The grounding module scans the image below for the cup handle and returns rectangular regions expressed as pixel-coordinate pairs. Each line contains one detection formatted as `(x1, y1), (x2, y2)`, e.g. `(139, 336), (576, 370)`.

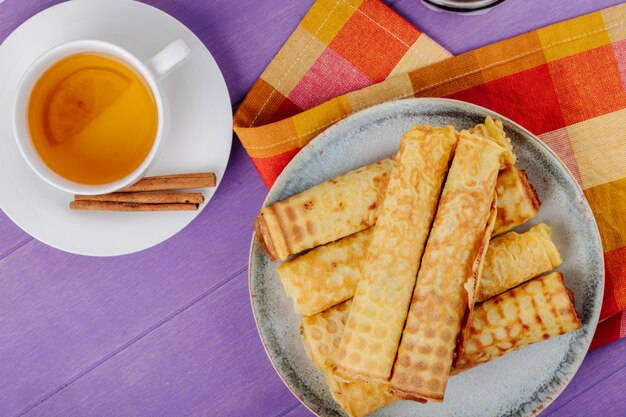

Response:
(145, 39), (191, 81)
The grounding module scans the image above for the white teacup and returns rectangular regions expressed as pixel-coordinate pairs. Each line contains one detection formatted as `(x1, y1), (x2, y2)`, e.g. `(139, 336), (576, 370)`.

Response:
(12, 39), (190, 195)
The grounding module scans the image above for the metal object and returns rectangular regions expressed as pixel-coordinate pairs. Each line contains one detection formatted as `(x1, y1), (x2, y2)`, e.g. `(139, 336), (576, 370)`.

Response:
(422, 0), (505, 13)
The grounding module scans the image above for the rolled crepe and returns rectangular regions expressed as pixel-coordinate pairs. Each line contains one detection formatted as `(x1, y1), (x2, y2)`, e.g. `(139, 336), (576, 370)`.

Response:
(301, 300), (351, 370)
(301, 273), (581, 417)
(255, 158), (393, 261)
(389, 132), (504, 402)
(477, 223), (563, 302)
(493, 166), (540, 236)
(324, 367), (398, 417)
(469, 116), (516, 168)
(255, 119), (538, 262)
(279, 229), (373, 316)
(335, 125), (458, 383)
(452, 272), (582, 372)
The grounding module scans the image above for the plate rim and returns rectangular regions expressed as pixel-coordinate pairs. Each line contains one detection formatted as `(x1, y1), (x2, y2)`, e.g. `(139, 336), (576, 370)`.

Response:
(0, 0), (233, 256)
(248, 97), (604, 417)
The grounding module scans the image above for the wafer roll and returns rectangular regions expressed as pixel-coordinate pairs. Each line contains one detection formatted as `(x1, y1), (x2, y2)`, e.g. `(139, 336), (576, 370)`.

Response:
(477, 223), (562, 302)
(493, 166), (540, 235)
(469, 116), (516, 168)
(389, 132), (504, 402)
(255, 159), (393, 261)
(301, 299), (398, 417)
(258, 165), (537, 261)
(301, 301), (351, 370)
(324, 368), (398, 417)
(335, 125), (458, 383)
(452, 272), (582, 372)
(302, 300), (400, 417)
(279, 229), (373, 316)
(302, 301), (353, 371)
(301, 273), (581, 417)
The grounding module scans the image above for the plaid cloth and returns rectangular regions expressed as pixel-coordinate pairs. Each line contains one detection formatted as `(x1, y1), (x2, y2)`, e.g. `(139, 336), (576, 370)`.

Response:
(234, 0), (626, 350)
(234, 0), (451, 185)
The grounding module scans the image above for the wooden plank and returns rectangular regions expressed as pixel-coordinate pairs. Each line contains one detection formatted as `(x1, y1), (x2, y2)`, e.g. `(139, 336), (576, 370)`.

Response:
(21, 269), (300, 417)
(0, 220), (31, 260)
(19, 276), (626, 417)
(544, 360), (626, 416)
(544, 337), (626, 416)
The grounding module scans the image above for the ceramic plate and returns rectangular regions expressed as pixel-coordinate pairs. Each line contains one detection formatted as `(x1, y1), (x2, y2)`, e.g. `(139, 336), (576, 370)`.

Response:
(0, 0), (232, 256)
(249, 99), (603, 417)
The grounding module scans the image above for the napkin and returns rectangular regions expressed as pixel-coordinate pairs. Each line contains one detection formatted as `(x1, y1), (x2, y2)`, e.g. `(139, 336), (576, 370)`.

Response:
(234, 0), (626, 350)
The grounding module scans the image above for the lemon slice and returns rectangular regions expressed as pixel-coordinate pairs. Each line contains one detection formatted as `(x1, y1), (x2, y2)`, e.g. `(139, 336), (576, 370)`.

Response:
(46, 68), (130, 144)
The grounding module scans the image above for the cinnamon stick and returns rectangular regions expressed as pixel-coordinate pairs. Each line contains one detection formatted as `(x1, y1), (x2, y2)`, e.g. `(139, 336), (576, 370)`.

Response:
(74, 192), (204, 205)
(70, 201), (199, 212)
(119, 172), (216, 192)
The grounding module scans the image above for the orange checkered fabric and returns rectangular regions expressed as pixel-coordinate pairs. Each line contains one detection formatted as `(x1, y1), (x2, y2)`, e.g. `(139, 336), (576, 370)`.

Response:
(234, 0), (451, 185)
(234, 0), (626, 349)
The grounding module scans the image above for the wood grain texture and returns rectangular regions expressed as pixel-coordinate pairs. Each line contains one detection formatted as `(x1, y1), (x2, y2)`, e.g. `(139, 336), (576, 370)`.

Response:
(0, 0), (625, 416)
(281, 404), (312, 417)
(21, 270), (301, 417)
(543, 339), (626, 416)
(543, 364), (626, 417)
(0, 219), (31, 259)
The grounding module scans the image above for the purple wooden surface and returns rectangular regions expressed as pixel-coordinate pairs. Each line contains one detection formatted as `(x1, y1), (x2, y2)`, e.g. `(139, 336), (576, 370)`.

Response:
(1, 0), (625, 416)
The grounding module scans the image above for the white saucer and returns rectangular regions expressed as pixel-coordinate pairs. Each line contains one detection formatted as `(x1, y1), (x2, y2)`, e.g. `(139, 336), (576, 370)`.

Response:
(0, 0), (232, 256)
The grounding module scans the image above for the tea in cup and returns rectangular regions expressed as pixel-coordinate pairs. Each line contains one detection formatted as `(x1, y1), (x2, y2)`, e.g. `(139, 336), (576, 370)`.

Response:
(13, 39), (190, 195)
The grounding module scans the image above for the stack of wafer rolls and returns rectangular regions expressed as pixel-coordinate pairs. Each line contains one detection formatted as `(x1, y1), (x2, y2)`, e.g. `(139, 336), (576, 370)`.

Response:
(301, 273), (581, 417)
(255, 145), (539, 261)
(255, 117), (581, 417)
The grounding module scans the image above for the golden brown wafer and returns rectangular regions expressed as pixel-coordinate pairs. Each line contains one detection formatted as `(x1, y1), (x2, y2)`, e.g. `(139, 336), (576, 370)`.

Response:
(255, 159), (393, 261)
(453, 272), (582, 372)
(477, 223), (562, 302)
(279, 229), (372, 316)
(493, 166), (541, 235)
(324, 367), (398, 417)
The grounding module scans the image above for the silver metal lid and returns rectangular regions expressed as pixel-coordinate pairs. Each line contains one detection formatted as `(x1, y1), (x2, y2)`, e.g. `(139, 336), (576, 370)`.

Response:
(422, 0), (505, 12)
